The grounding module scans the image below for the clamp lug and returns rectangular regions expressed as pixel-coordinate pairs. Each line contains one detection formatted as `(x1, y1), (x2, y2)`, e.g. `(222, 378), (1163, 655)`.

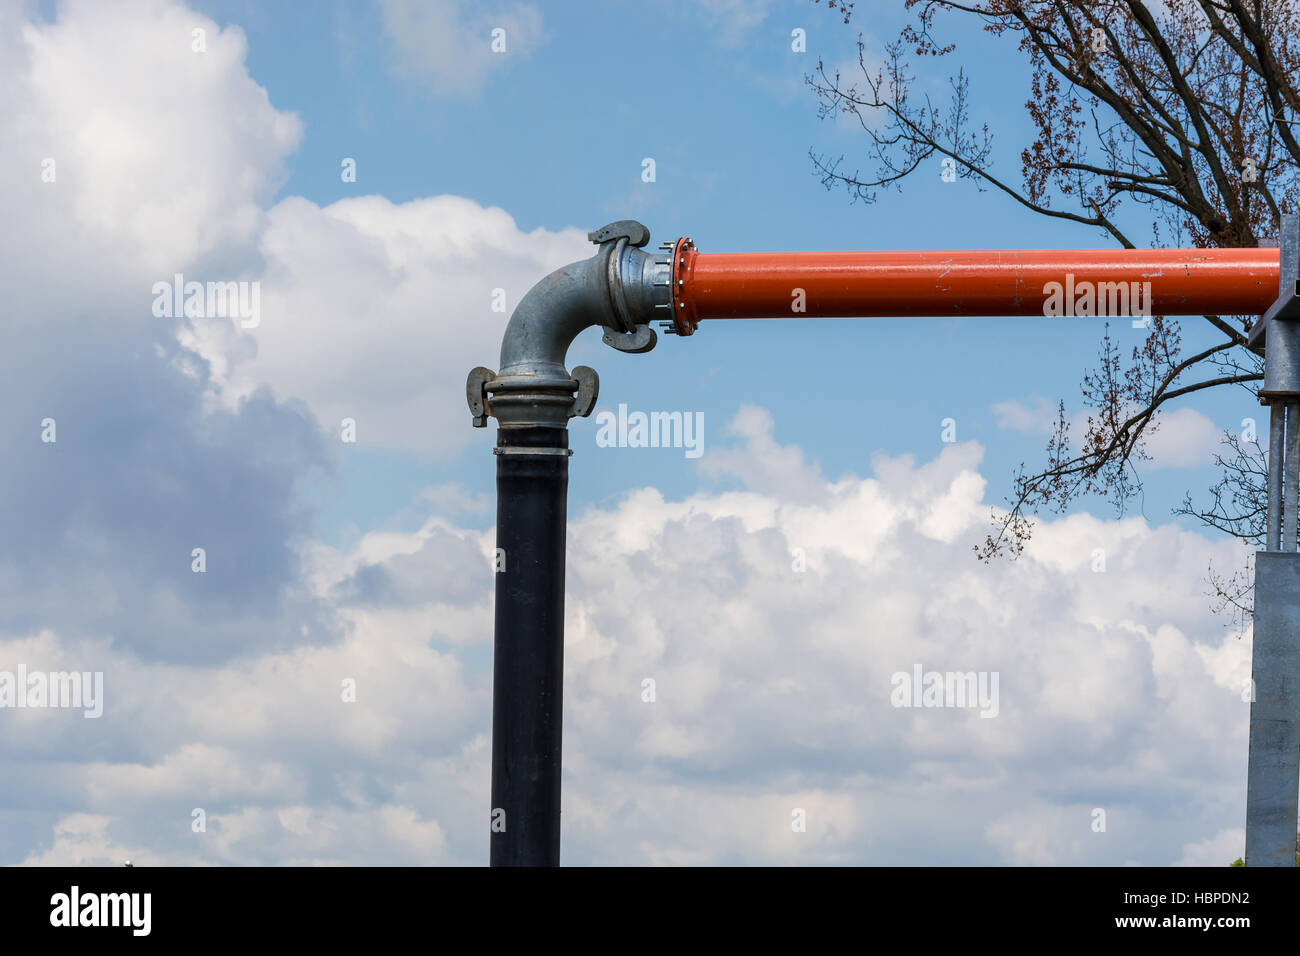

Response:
(466, 366), (495, 427)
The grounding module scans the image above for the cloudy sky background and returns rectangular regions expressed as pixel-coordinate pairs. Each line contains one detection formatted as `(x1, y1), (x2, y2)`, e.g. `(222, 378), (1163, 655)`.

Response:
(0, 0), (1262, 865)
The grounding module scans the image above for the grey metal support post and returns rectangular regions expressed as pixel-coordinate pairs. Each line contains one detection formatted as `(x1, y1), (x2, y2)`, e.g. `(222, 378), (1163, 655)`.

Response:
(467, 221), (672, 865)
(1245, 212), (1300, 866)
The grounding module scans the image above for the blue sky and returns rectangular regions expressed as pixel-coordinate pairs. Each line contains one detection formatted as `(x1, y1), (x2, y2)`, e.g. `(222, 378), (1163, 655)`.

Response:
(189, 0), (1245, 545)
(0, 0), (1265, 867)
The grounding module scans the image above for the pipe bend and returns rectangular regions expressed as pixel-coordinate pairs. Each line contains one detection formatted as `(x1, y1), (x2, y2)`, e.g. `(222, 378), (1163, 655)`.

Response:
(497, 251), (610, 381)
(477, 223), (672, 429)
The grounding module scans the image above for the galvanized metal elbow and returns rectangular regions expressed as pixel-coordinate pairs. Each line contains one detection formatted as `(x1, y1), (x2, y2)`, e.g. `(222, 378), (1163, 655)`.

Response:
(467, 220), (674, 430)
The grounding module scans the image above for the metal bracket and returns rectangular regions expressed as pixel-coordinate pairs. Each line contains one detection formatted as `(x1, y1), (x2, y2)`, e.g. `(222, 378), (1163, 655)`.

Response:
(587, 220), (650, 248)
(601, 324), (657, 353)
(467, 366), (494, 428)
(571, 366), (599, 417)
(1248, 214), (1300, 354)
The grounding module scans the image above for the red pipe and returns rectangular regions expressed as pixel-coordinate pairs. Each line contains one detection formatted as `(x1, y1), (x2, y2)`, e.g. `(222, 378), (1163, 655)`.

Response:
(669, 239), (1279, 334)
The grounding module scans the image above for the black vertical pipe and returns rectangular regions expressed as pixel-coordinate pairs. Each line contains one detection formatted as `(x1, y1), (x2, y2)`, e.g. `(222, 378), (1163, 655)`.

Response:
(490, 425), (568, 866)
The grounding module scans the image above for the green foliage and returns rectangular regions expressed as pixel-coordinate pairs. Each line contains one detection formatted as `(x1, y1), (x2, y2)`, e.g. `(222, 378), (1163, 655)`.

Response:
(1229, 836), (1300, 865)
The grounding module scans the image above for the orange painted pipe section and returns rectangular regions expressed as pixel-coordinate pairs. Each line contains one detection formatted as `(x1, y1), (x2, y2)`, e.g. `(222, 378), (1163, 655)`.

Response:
(670, 242), (1280, 333)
